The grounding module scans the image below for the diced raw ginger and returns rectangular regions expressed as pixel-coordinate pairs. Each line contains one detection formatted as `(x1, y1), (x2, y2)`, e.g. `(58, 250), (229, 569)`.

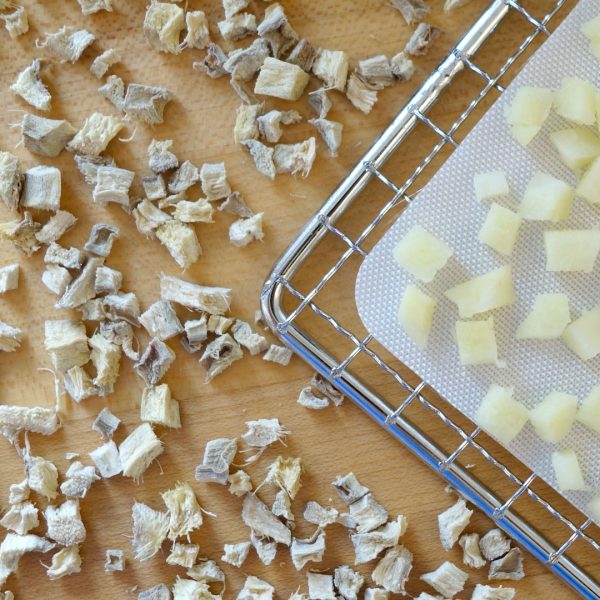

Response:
(529, 390), (578, 444)
(554, 77), (597, 126)
(576, 155), (600, 205)
(455, 317), (497, 366)
(397, 285), (436, 349)
(550, 128), (600, 171)
(576, 386), (600, 434)
(582, 14), (600, 42)
(563, 303), (600, 360)
(478, 203), (521, 256)
(516, 293), (570, 340)
(551, 449), (587, 492)
(504, 86), (553, 146)
(475, 385), (528, 445)
(445, 265), (515, 319)
(544, 230), (600, 272)
(473, 171), (509, 202)
(519, 172), (573, 222)
(392, 225), (453, 283)
(588, 495), (600, 523)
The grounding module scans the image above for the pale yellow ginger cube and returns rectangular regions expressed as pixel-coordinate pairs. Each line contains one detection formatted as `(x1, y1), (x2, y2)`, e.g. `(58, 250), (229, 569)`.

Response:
(576, 385), (600, 434)
(519, 172), (573, 222)
(582, 15), (600, 41)
(551, 449), (587, 492)
(141, 384), (181, 428)
(588, 495), (600, 523)
(563, 303), (600, 360)
(473, 170), (509, 202)
(478, 203), (521, 256)
(455, 317), (497, 366)
(576, 155), (600, 205)
(475, 384), (528, 445)
(504, 86), (553, 146)
(254, 57), (310, 101)
(516, 293), (570, 340)
(397, 285), (436, 349)
(445, 265), (515, 319)
(554, 77), (597, 126)
(393, 225), (453, 283)
(529, 391), (578, 444)
(550, 128), (600, 171)
(544, 230), (600, 272)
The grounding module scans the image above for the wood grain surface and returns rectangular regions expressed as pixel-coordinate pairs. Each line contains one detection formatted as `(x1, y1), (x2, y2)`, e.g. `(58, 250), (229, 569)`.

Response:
(0, 0), (590, 598)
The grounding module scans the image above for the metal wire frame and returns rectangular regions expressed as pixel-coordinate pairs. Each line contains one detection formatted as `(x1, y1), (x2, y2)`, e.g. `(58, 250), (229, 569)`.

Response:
(261, 0), (600, 598)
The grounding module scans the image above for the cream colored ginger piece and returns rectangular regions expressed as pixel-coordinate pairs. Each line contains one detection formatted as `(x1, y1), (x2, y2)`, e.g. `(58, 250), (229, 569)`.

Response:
(160, 274), (232, 313)
(272, 489), (294, 522)
(8, 481), (29, 505)
(257, 109), (302, 143)
(200, 162), (231, 201)
(144, 2), (185, 54)
(390, 0), (430, 25)
(0, 534), (55, 587)
(222, 541), (251, 567)
(263, 344), (293, 365)
(93, 166), (134, 206)
(0, 212), (40, 256)
(10, 59), (51, 111)
(67, 113), (124, 155)
(333, 472), (369, 504)
(195, 42), (228, 78)
(220, 191), (254, 217)
(265, 455), (303, 499)
(298, 387), (328, 410)
(0, 502), (39, 535)
(196, 437), (237, 483)
(405, 22), (441, 56)
(218, 13), (256, 41)
(104, 548), (125, 571)
(1, 5), (28, 39)
(290, 531), (325, 570)
(242, 493), (292, 545)
(156, 220), (201, 270)
(231, 320), (268, 355)
(459, 532), (486, 569)
(308, 88), (332, 119)
(171, 199), (211, 224)
(161, 481), (203, 539)
(89, 332), (121, 389)
(488, 547), (524, 581)
(140, 301), (183, 341)
(357, 55), (395, 89)
(0, 405), (58, 439)
(228, 470), (252, 496)
(119, 422), (163, 480)
(60, 461), (99, 498)
(371, 545), (413, 594)
(223, 0), (249, 19)
(21, 165), (61, 211)
(225, 39), (270, 82)
(288, 38), (318, 72)
(310, 118), (343, 157)
(141, 384), (181, 428)
(131, 501), (169, 561)
(471, 584), (516, 600)
(99, 74), (125, 110)
(313, 49), (349, 91)
(42, 265), (71, 296)
(234, 103), (262, 144)
(46, 545), (81, 580)
(21, 113), (77, 157)
(255, 57), (310, 101)
(40, 26), (95, 63)
(63, 365), (97, 402)
(102, 292), (140, 324)
(346, 73), (378, 114)
(138, 583), (171, 600)
(303, 501), (339, 528)
(307, 572), (335, 600)
(184, 315), (208, 346)
(99, 320), (137, 360)
(90, 48), (120, 78)
(36, 210), (77, 245)
(148, 138), (179, 173)
(207, 315), (234, 334)
(123, 83), (173, 125)
(438, 498), (473, 550)
(229, 213), (264, 247)
(390, 51), (415, 81)
(187, 560), (224, 583)
(184, 10), (211, 49)
(364, 589), (390, 600)
(44, 499), (86, 546)
(350, 493), (388, 533)
(167, 543), (199, 569)
(242, 418), (289, 448)
(0, 151), (21, 211)
(251, 531), (277, 566)
(199, 334), (243, 382)
(73, 154), (114, 185)
(44, 319), (89, 372)
(273, 138), (317, 177)
(238, 575), (275, 600)
(168, 160), (200, 194)
(142, 174), (167, 200)
(243, 139), (276, 180)
(173, 577), (220, 599)
(134, 337), (175, 386)
(420, 560), (468, 597)
(89, 440), (122, 478)
(45, 242), (83, 269)
(334, 565), (364, 600)
(0, 264), (18, 294)
(133, 200), (171, 238)
(92, 407), (120, 438)
(257, 3), (297, 57)
(351, 516), (407, 564)
(95, 266), (122, 295)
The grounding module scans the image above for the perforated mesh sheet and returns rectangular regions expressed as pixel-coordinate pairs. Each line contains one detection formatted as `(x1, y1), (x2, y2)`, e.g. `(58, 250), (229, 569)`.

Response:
(356, 0), (600, 522)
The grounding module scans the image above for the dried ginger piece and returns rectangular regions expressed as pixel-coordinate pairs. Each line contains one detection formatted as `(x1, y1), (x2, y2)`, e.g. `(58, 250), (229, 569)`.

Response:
(93, 167), (134, 206)
(46, 545), (81, 580)
(229, 470), (252, 496)
(195, 43), (228, 78)
(134, 337), (175, 386)
(74, 154), (115, 184)
(0, 406), (58, 440)
(60, 461), (99, 498)
(167, 543), (199, 568)
(103, 292), (140, 324)
(257, 3), (297, 57)
(308, 88), (332, 119)
(357, 55), (395, 89)
(0, 534), (55, 587)
(1, 5), (28, 39)
(273, 138), (317, 177)
(229, 213), (264, 247)
(138, 583), (170, 600)
(98, 74), (125, 110)
(334, 565), (364, 600)
(350, 493), (388, 533)
(195, 437), (237, 483)
(95, 266), (122, 295)
(10, 59), (51, 111)
(133, 200), (171, 238)
(263, 344), (293, 365)
(243, 139), (276, 180)
(438, 498), (473, 550)
(169, 160), (200, 193)
(123, 83), (173, 125)
(20, 165), (61, 212)
(89, 440), (122, 478)
(36, 210), (77, 245)
(40, 26), (95, 63)
(420, 561), (468, 597)
(480, 528), (511, 561)
(144, 1), (185, 54)
(63, 366), (97, 402)
(148, 139), (179, 173)
(405, 22), (441, 56)
(89, 332), (121, 391)
(307, 572), (335, 600)
(303, 501), (338, 528)
(351, 516), (407, 564)
(313, 49), (349, 91)
(290, 532), (326, 571)
(265, 455), (303, 499)
(222, 541), (251, 567)
(444, 0), (473, 11)
(297, 387), (328, 410)
(7, 481), (29, 506)
(288, 38), (317, 72)
(459, 532), (486, 569)
(488, 548), (524, 581)
(92, 407), (120, 438)
(372, 545), (413, 594)
(173, 199), (213, 223)
(242, 418), (288, 449)
(346, 73), (378, 114)
(231, 320), (268, 355)
(142, 174), (167, 200)
(131, 501), (169, 561)
(257, 109), (301, 143)
(141, 384), (181, 428)
(161, 481), (203, 540)
(471, 584), (516, 600)
(140, 300), (183, 341)
(200, 162), (231, 201)
(183, 10), (211, 49)
(255, 57), (310, 101)
(242, 493), (291, 545)
(67, 113), (124, 155)
(76, 0), (112, 16)
(45, 242), (83, 269)
(390, 51), (415, 81)
(119, 422), (164, 480)
(0, 211), (41, 256)
(333, 472), (369, 504)
(220, 191), (254, 218)
(44, 499), (86, 546)
(234, 103), (262, 144)
(90, 48), (120, 78)
(224, 39), (270, 82)
(310, 118), (343, 157)
(199, 333), (243, 382)
(218, 12), (256, 41)
(21, 114), (77, 158)
(364, 589), (389, 600)
(161, 274), (232, 314)
(0, 151), (21, 211)
(0, 502), (39, 535)
(238, 576), (275, 600)
(156, 219), (201, 269)
(390, 0), (430, 25)
(44, 319), (89, 372)
(42, 265), (71, 296)
(104, 548), (125, 572)
(312, 373), (345, 405)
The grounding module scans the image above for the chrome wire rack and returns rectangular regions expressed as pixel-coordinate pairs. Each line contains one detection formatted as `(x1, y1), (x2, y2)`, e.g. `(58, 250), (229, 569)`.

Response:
(261, 0), (600, 598)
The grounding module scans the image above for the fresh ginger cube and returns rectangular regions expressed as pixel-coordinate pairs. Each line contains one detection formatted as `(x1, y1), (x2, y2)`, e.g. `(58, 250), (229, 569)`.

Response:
(519, 172), (573, 222)
(529, 390), (578, 444)
(544, 230), (600, 272)
(554, 77), (597, 126)
(475, 384), (528, 445)
(582, 15), (600, 41)
(455, 317), (497, 365)
(445, 265), (515, 319)
(588, 495), (600, 523)
(473, 171), (509, 202)
(577, 385), (600, 434)
(478, 203), (521, 256)
(397, 285), (436, 349)
(551, 449), (587, 492)
(393, 225), (453, 283)
(550, 128), (600, 171)
(563, 303), (600, 360)
(510, 125), (541, 146)
(505, 86), (553, 146)
(516, 293), (570, 340)
(576, 155), (600, 205)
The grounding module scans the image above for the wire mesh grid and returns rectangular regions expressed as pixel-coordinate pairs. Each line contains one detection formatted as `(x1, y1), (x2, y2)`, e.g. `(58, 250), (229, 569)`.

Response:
(261, 0), (600, 598)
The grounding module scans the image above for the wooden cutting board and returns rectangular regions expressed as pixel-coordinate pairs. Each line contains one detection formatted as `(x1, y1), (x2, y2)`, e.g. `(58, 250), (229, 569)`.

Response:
(0, 0), (586, 597)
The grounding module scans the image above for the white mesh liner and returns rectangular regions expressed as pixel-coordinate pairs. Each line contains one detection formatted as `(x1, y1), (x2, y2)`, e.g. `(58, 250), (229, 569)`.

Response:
(356, 0), (600, 522)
